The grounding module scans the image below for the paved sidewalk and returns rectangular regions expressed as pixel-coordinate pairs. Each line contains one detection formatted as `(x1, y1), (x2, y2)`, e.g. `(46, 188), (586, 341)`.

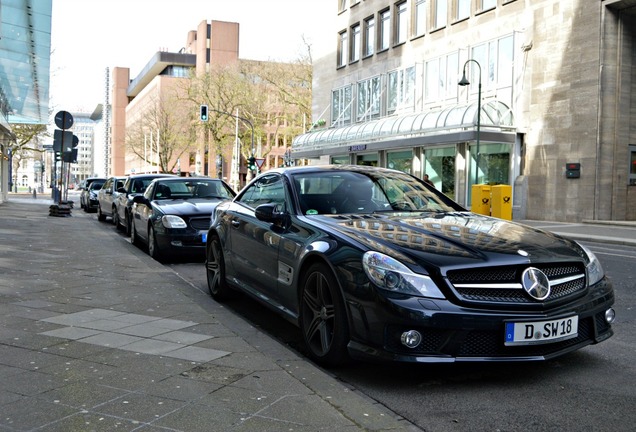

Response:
(0, 198), (419, 432)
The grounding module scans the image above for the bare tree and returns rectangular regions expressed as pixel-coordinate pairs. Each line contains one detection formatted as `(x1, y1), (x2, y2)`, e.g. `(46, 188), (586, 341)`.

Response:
(125, 93), (194, 173)
(8, 123), (48, 189)
(184, 62), (265, 161)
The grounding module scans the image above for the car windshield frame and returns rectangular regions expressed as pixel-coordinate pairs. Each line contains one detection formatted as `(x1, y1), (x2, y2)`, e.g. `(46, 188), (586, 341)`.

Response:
(148, 179), (235, 201)
(290, 169), (464, 215)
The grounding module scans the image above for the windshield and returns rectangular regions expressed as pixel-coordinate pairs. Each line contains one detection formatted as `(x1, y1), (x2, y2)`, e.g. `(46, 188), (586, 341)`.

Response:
(152, 179), (234, 200)
(291, 170), (464, 215)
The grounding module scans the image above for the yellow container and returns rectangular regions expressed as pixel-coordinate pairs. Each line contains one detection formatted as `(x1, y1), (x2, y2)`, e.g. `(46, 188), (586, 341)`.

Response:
(471, 184), (491, 216)
(491, 184), (512, 220)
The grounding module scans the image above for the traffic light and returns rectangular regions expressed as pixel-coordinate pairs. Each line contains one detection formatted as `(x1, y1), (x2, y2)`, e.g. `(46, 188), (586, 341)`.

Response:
(200, 104), (208, 122)
(248, 156), (256, 172)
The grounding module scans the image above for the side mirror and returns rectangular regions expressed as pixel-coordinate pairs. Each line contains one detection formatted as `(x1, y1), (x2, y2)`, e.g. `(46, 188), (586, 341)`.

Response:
(255, 203), (290, 228)
(132, 195), (149, 205)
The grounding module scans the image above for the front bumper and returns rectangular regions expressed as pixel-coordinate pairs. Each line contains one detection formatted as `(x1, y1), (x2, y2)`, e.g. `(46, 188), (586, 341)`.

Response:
(155, 230), (207, 257)
(346, 278), (615, 363)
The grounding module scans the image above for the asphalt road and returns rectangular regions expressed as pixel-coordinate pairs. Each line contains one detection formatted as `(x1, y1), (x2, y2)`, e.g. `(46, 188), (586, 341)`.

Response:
(163, 240), (636, 432)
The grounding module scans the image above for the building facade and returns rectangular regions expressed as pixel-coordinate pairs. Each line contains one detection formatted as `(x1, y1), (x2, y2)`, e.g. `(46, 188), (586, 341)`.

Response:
(68, 111), (103, 185)
(0, 1), (52, 202)
(293, 0), (636, 222)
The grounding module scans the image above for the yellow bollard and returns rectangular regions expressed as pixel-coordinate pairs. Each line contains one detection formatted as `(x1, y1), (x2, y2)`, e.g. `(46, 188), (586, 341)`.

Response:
(471, 184), (491, 216)
(491, 184), (512, 220)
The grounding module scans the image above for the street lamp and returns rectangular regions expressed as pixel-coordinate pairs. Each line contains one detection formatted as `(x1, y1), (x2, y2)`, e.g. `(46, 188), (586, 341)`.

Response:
(283, 148), (293, 167)
(458, 59), (482, 186)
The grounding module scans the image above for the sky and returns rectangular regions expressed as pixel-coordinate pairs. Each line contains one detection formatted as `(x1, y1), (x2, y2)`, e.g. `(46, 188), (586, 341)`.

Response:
(49, 0), (333, 113)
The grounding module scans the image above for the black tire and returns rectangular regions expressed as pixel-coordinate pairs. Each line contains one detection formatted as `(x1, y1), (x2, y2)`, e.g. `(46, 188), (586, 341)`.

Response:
(97, 205), (106, 221)
(206, 235), (232, 300)
(148, 226), (164, 262)
(299, 262), (350, 366)
(125, 212), (132, 236)
(130, 218), (139, 246)
(113, 208), (121, 229)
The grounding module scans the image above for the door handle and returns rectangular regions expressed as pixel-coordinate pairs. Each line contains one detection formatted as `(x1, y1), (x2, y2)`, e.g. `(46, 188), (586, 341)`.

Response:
(231, 220), (240, 227)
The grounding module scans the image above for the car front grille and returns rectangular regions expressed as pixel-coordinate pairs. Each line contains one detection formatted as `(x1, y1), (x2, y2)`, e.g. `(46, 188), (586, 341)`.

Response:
(189, 217), (212, 231)
(446, 263), (587, 306)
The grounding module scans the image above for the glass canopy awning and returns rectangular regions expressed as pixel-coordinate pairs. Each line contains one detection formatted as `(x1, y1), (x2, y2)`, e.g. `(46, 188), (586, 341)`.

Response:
(293, 100), (515, 155)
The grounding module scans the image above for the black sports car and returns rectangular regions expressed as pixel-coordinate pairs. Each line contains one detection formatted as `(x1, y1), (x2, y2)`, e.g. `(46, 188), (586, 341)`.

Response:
(130, 177), (236, 261)
(205, 165), (615, 366)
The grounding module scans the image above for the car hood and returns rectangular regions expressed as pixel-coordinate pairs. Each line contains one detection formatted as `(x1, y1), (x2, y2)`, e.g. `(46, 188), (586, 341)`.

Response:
(153, 199), (225, 216)
(317, 212), (585, 269)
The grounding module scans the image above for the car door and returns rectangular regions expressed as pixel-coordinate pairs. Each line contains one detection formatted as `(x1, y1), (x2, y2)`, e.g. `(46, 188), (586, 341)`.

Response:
(132, 183), (156, 243)
(225, 174), (287, 303)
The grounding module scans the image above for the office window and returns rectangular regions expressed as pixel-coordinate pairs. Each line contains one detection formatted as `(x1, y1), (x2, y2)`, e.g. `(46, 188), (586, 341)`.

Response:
(434, 0), (447, 29)
(339, 0), (347, 12)
(388, 66), (416, 114)
(338, 30), (348, 67)
(630, 145), (636, 185)
(457, 0), (470, 20)
(350, 24), (361, 62)
(425, 51), (459, 101)
(379, 9), (391, 50)
(357, 76), (381, 121)
(332, 85), (352, 126)
(470, 34), (514, 93)
(364, 16), (375, 57)
(481, 0), (496, 11)
(395, 1), (408, 44)
(414, 0), (427, 36)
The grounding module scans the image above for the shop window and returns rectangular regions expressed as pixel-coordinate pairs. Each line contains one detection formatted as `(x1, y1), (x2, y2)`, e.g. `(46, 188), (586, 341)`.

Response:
(424, 146), (456, 198)
(356, 153), (379, 166)
(331, 155), (350, 165)
(472, 143), (511, 186)
(387, 150), (413, 174)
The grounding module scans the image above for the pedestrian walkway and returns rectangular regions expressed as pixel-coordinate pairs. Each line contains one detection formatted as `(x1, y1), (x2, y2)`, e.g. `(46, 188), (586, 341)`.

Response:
(517, 219), (636, 247)
(0, 198), (420, 432)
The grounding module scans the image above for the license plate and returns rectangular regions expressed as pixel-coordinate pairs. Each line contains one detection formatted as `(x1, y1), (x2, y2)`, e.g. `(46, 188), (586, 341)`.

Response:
(504, 316), (578, 346)
(201, 232), (207, 243)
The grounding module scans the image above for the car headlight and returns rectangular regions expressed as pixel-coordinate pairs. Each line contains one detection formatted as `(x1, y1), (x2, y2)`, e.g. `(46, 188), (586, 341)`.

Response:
(579, 243), (604, 286)
(161, 215), (187, 229)
(89, 192), (97, 199)
(362, 251), (445, 299)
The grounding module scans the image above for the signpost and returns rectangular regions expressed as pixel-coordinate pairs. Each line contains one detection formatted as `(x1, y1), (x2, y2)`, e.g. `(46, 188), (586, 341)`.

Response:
(50, 110), (76, 216)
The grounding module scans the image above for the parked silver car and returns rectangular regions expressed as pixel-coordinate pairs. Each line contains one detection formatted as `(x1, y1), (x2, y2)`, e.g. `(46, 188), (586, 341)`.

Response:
(97, 176), (127, 222)
(79, 177), (106, 210)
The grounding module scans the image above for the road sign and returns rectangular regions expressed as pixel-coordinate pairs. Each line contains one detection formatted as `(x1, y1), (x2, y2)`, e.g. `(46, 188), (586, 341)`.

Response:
(54, 111), (73, 130)
(255, 158), (265, 169)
